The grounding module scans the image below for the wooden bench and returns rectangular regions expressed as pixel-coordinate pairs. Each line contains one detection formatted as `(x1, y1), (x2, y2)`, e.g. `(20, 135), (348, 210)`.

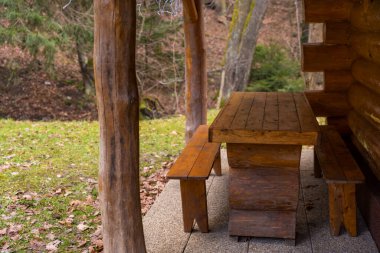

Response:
(166, 125), (222, 233)
(314, 126), (365, 237)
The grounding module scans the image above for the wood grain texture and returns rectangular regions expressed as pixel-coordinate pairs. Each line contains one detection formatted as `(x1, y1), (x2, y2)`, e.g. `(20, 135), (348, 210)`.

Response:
(323, 22), (351, 45)
(329, 184), (343, 236)
(227, 143), (302, 168)
(305, 91), (351, 117)
(167, 125), (221, 180)
(94, 0), (146, 251)
(324, 70), (354, 92)
(351, 0), (380, 32)
(303, 0), (354, 23)
(229, 209), (296, 239)
(348, 111), (380, 180)
(184, 0), (207, 141)
(302, 44), (356, 72)
(315, 126), (364, 183)
(210, 92), (319, 145)
(180, 180), (208, 232)
(343, 184), (357, 236)
(352, 58), (380, 96)
(348, 84), (380, 130)
(351, 33), (380, 65)
(229, 166), (300, 210)
(328, 184), (358, 237)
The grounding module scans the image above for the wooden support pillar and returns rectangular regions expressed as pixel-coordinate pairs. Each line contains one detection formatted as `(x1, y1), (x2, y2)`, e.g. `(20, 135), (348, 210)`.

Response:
(184, 0), (207, 142)
(94, 1), (146, 252)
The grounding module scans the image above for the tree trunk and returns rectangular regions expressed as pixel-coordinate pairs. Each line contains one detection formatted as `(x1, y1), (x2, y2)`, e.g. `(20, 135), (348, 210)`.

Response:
(220, 0), (269, 103)
(184, 0), (207, 142)
(76, 41), (94, 95)
(94, 0), (146, 252)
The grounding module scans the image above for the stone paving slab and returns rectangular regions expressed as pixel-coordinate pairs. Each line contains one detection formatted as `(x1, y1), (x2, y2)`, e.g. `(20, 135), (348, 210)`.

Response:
(143, 149), (378, 253)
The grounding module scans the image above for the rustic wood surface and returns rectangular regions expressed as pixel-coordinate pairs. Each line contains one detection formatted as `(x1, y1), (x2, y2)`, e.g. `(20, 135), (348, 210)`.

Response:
(352, 59), (380, 96)
(323, 22), (351, 45)
(302, 44), (356, 72)
(303, 0), (354, 23)
(209, 92), (319, 145)
(324, 70), (354, 92)
(348, 111), (380, 180)
(305, 91), (351, 117)
(184, 0), (207, 142)
(166, 125), (221, 180)
(315, 126), (365, 183)
(94, 0), (146, 252)
(229, 209), (297, 239)
(227, 143), (301, 168)
(351, 33), (380, 65)
(348, 84), (380, 130)
(229, 166), (300, 210)
(351, 0), (380, 32)
(180, 180), (209, 233)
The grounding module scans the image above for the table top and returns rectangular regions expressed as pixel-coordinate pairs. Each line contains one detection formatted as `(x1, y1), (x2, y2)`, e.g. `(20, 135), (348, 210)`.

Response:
(209, 92), (320, 145)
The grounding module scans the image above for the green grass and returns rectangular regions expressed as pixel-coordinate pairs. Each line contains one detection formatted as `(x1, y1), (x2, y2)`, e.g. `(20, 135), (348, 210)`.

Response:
(0, 110), (219, 252)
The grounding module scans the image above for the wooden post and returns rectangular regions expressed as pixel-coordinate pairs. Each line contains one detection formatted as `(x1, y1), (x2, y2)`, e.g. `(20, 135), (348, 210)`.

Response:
(94, 1), (146, 252)
(184, 0), (207, 142)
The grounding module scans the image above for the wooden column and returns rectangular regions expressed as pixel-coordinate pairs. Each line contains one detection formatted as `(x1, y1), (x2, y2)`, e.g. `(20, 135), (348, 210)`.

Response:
(94, 1), (146, 252)
(184, 0), (207, 141)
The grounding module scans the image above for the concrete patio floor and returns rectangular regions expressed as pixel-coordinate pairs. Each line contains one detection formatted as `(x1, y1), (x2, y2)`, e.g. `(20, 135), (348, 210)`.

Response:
(143, 148), (378, 253)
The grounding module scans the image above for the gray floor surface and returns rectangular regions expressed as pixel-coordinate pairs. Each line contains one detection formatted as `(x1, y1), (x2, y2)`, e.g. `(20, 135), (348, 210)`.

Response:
(143, 149), (378, 253)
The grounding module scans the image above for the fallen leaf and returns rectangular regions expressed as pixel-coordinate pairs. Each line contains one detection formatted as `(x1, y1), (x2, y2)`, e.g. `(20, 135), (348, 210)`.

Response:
(0, 228), (7, 236)
(77, 223), (89, 231)
(46, 240), (60, 252)
(46, 233), (55, 240)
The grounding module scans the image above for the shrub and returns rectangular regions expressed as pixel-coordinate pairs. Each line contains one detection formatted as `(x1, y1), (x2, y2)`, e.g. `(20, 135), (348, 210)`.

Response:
(247, 44), (304, 92)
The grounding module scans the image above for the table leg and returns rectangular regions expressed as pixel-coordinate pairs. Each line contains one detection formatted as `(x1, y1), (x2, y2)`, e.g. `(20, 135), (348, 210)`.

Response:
(227, 143), (302, 239)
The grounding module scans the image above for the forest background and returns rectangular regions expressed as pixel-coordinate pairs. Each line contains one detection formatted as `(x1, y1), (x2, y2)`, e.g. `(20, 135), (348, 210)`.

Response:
(0, 0), (322, 121)
(0, 0), (323, 251)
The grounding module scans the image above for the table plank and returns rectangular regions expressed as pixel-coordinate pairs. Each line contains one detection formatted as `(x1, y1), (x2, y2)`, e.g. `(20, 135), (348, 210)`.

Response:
(211, 92), (244, 129)
(278, 92), (300, 132)
(293, 93), (319, 133)
(231, 92), (256, 129)
(246, 92), (266, 131)
(263, 93), (279, 131)
(209, 92), (319, 145)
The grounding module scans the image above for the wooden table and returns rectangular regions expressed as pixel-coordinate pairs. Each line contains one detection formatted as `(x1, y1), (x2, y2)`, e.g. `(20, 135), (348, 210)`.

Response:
(209, 92), (319, 239)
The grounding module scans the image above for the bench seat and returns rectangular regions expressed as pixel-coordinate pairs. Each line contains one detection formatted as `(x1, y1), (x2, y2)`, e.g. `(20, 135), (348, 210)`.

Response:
(166, 125), (221, 233)
(314, 126), (365, 236)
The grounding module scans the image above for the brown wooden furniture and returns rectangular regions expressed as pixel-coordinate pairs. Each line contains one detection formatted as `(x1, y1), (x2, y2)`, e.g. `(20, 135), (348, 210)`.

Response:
(209, 92), (319, 239)
(314, 126), (365, 237)
(166, 125), (221, 233)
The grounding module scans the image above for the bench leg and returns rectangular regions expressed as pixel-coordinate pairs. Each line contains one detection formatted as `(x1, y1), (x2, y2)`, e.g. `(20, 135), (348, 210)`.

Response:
(180, 180), (209, 233)
(328, 184), (343, 236)
(342, 184), (357, 237)
(328, 184), (357, 237)
(213, 149), (222, 176)
(314, 150), (322, 178)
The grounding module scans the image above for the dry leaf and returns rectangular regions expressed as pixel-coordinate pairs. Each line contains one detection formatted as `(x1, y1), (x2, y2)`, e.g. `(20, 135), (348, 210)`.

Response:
(46, 240), (60, 252)
(77, 223), (89, 231)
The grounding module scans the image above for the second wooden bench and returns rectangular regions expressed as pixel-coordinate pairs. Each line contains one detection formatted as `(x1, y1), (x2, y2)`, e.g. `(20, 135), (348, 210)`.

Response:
(166, 125), (221, 233)
(314, 126), (365, 237)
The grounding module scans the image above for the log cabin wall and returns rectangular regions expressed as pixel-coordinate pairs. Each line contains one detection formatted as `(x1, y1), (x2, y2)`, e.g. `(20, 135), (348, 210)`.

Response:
(302, 0), (380, 248)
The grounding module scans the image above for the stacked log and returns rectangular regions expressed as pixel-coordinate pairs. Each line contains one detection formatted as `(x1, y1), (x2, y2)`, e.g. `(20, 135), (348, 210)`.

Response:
(303, 0), (380, 246)
(302, 0), (355, 133)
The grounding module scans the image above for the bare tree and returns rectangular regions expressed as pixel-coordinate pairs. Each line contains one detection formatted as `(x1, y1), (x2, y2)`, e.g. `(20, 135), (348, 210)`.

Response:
(218, 0), (269, 104)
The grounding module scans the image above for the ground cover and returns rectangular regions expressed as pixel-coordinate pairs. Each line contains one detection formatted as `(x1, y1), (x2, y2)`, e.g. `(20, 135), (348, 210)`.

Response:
(0, 110), (218, 252)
